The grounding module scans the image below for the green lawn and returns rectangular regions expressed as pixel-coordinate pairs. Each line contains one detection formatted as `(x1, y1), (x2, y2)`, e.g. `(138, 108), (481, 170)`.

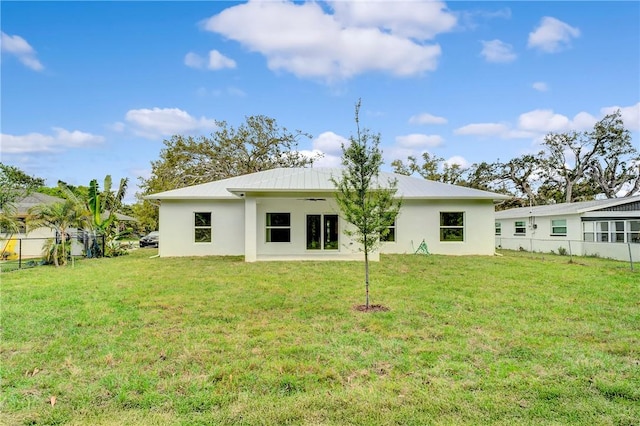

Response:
(1, 250), (638, 425)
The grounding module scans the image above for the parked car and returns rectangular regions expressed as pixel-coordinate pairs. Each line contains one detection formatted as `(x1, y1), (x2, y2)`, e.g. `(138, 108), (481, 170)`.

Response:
(139, 231), (159, 248)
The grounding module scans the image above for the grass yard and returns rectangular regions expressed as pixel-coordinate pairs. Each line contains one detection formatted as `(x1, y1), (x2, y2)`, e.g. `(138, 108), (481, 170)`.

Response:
(1, 250), (638, 425)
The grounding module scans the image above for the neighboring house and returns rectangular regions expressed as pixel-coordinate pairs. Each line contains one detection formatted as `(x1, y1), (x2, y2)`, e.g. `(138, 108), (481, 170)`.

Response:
(495, 196), (640, 261)
(0, 193), (136, 259)
(147, 167), (510, 262)
(1, 193), (63, 259)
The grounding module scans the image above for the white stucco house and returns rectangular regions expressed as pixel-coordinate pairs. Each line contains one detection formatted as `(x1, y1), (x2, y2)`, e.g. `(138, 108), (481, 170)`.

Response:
(147, 167), (510, 262)
(495, 195), (640, 261)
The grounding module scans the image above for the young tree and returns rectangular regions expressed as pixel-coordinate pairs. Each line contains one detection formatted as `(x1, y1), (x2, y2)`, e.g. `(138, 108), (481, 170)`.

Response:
(331, 100), (401, 310)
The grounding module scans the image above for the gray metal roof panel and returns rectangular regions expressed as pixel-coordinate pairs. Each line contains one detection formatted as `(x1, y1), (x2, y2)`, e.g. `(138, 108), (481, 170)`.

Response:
(148, 167), (511, 201)
(495, 195), (640, 219)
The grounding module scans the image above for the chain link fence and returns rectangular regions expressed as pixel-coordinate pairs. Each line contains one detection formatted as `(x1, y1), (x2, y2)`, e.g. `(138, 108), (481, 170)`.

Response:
(1, 232), (105, 272)
(496, 236), (638, 270)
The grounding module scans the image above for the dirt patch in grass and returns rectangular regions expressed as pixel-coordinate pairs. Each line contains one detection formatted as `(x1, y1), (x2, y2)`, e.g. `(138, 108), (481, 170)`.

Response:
(353, 304), (390, 313)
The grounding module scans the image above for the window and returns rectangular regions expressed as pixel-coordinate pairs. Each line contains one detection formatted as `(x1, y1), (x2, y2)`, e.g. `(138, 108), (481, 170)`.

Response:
(585, 220), (640, 244)
(495, 222), (501, 236)
(628, 221), (640, 244)
(596, 221), (609, 242)
(440, 212), (464, 242)
(551, 219), (567, 236)
(266, 213), (291, 243)
(583, 222), (594, 242)
(515, 221), (526, 235)
(306, 214), (338, 250)
(194, 212), (212, 243)
(381, 219), (396, 242)
(613, 221), (625, 243)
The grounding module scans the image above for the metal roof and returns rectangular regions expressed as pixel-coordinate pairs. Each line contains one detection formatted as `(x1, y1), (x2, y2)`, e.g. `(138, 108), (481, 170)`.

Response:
(495, 195), (640, 219)
(14, 193), (66, 215)
(148, 167), (510, 201)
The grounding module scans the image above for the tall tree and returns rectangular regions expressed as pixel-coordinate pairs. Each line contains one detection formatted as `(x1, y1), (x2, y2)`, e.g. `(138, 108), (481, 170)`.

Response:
(137, 115), (319, 230)
(541, 111), (637, 203)
(497, 153), (545, 205)
(587, 111), (639, 198)
(331, 100), (401, 310)
(391, 152), (467, 184)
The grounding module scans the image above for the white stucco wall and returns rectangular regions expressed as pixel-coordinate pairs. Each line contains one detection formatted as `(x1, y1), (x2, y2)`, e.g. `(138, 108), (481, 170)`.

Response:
(495, 214), (640, 262)
(254, 197), (366, 261)
(158, 199), (245, 257)
(157, 196), (500, 260)
(495, 214), (583, 253)
(381, 199), (498, 255)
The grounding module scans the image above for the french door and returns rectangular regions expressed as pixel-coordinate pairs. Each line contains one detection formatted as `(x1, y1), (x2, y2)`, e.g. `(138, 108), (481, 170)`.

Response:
(306, 214), (339, 250)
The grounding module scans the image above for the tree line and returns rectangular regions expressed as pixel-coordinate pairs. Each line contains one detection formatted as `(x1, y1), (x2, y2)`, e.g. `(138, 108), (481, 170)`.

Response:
(392, 111), (639, 209)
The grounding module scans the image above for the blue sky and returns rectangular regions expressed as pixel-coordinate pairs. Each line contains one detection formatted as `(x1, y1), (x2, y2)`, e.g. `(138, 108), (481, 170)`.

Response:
(2, 1), (639, 203)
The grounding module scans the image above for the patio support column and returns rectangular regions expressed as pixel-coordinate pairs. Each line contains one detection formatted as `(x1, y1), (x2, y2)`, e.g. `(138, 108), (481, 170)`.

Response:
(244, 196), (257, 262)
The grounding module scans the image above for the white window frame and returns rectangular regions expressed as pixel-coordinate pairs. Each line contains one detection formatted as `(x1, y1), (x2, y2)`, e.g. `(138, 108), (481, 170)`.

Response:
(514, 220), (526, 236)
(495, 222), (502, 236)
(551, 219), (567, 236)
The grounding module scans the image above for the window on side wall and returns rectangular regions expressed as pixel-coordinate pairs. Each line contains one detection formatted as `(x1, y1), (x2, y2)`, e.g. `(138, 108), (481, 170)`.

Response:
(551, 219), (567, 236)
(381, 219), (396, 242)
(515, 221), (526, 235)
(595, 221), (609, 242)
(495, 222), (501, 236)
(440, 212), (464, 242)
(583, 222), (595, 242)
(628, 220), (640, 243)
(194, 212), (212, 243)
(266, 213), (291, 243)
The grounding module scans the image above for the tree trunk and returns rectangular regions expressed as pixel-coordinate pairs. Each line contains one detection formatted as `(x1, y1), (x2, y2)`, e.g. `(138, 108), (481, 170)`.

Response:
(364, 249), (370, 309)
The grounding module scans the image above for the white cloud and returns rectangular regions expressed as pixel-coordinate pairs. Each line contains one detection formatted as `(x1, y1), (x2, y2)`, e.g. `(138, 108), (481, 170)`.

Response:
(453, 105), (634, 140)
(1, 128), (104, 154)
(330, 0), (456, 40)
(0, 31), (44, 71)
(601, 102), (640, 131)
(208, 50), (236, 70)
(395, 133), (444, 148)
(532, 81), (548, 92)
(312, 131), (348, 155)
(528, 17), (580, 53)
(518, 109), (596, 132)
(409, 112), (447, 125)
(480, 39), (516, 63)
(300, 149), (342, 168)
(185, 50), (236, 70)
(298, 131), (350, 168)
(454, 123), (512, 137)
(203, 0), (452, 82)
(124, 107), (218, 139)
(445, 155), (470, 168)
(185, 52), (205, 69)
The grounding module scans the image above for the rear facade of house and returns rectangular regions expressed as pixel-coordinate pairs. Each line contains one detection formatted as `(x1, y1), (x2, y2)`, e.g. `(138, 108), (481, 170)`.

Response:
(149, 168), (509, 262)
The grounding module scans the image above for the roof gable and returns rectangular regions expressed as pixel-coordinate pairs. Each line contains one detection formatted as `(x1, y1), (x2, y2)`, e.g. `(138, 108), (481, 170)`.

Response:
(148, 167), (510, 201)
